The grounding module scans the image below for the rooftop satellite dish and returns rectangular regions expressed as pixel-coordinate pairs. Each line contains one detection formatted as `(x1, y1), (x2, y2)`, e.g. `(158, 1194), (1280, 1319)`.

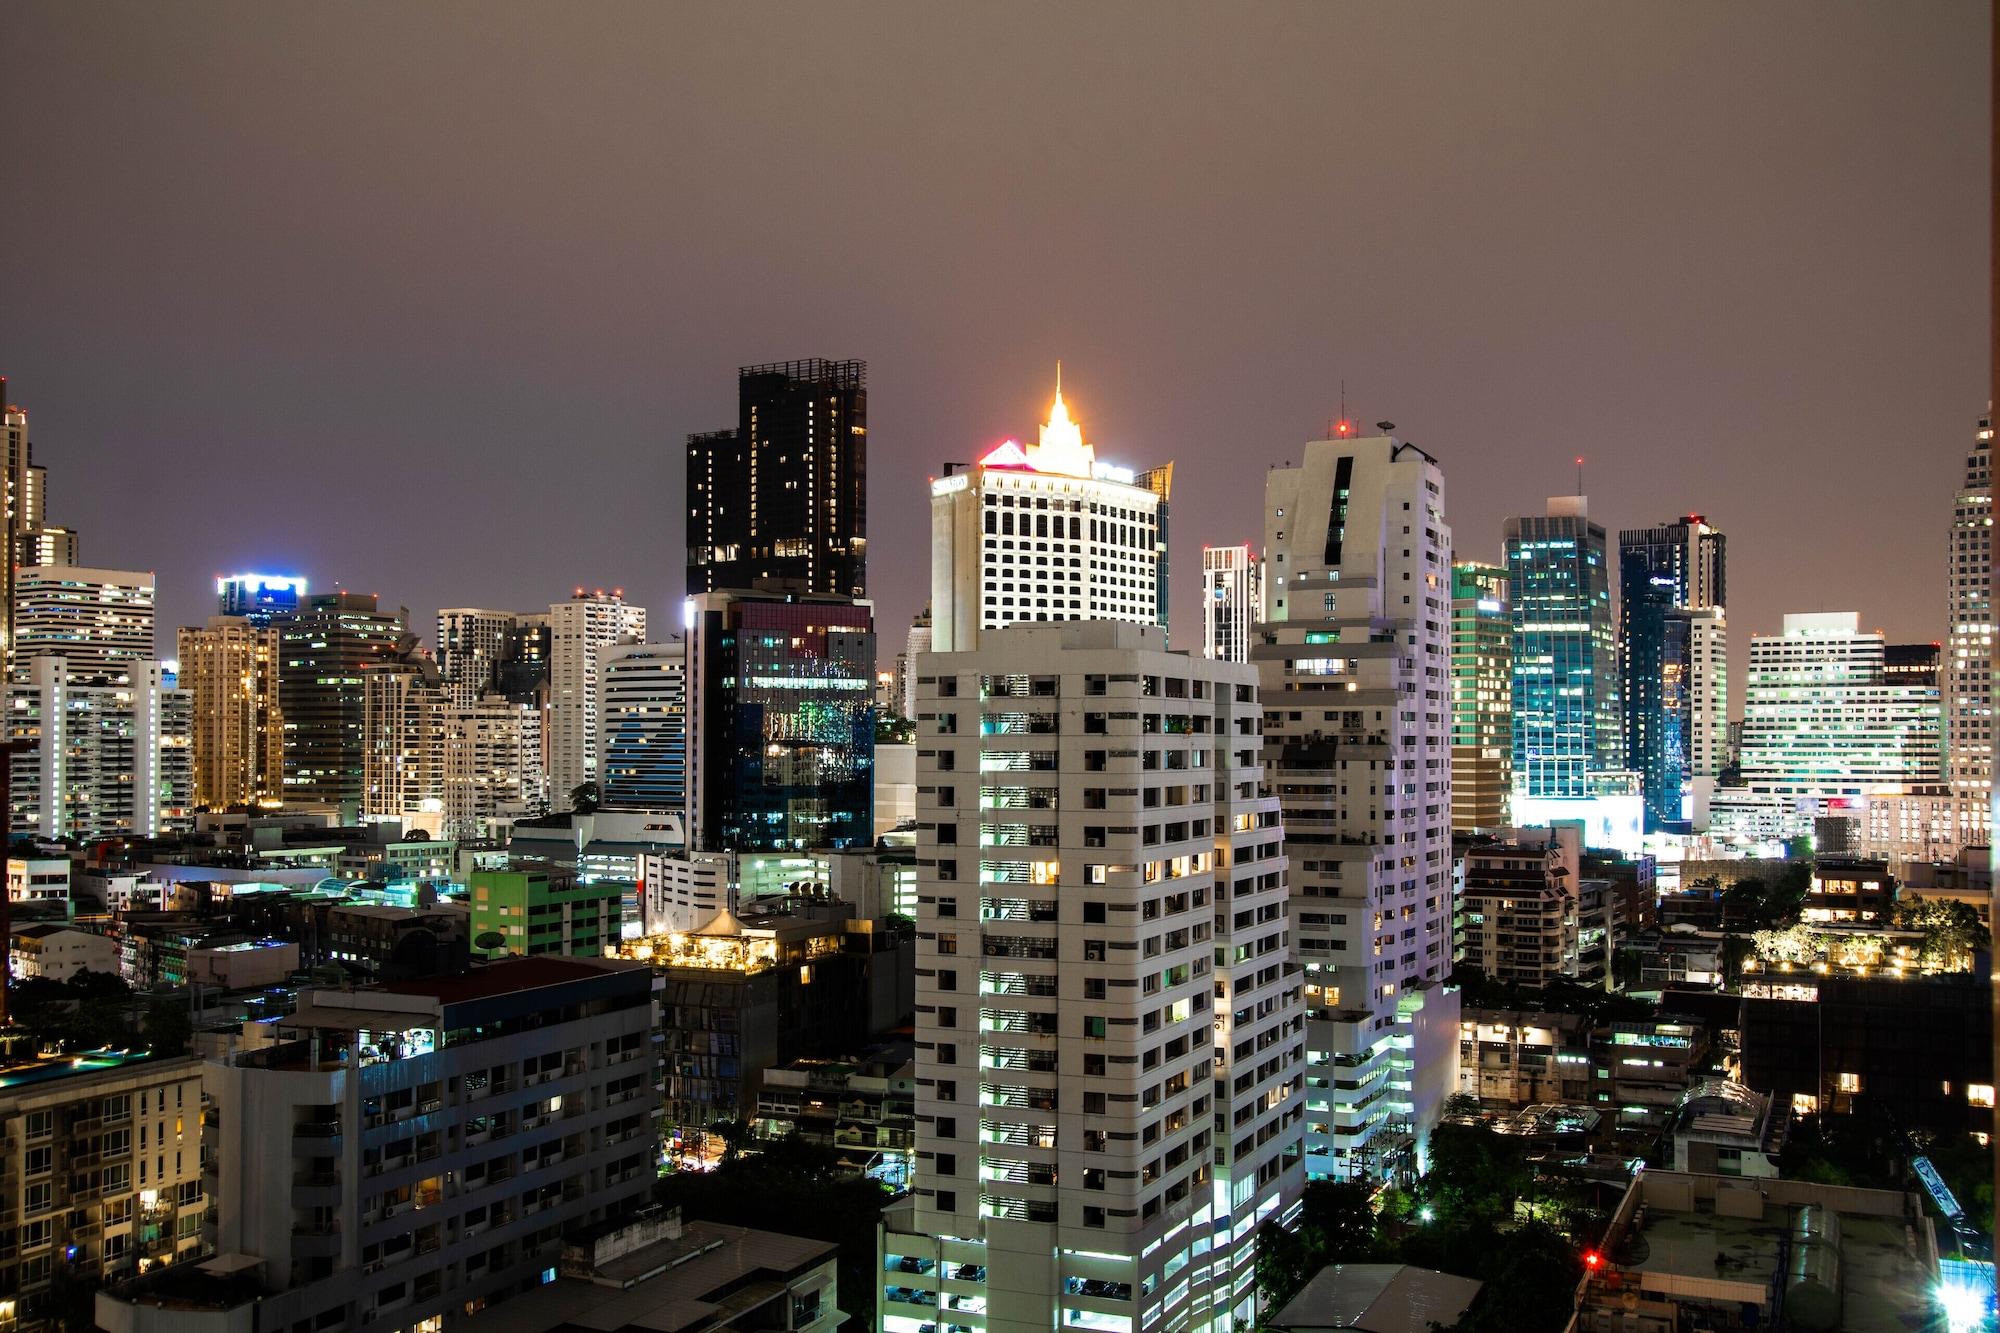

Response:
(1376, 421), (1395, 433)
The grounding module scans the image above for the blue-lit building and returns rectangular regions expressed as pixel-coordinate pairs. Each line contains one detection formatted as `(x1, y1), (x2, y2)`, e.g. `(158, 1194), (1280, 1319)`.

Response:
(1620, 517), (1727, 831)
(1505, 496), (1619, 799)
(686, 591), (875, 851)
(600, 639), (687, 813)
(218, 572), (306, 626)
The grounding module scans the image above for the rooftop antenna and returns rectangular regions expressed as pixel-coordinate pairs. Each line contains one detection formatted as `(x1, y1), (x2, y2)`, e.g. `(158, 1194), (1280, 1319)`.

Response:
(1575, 456), (1585, 496)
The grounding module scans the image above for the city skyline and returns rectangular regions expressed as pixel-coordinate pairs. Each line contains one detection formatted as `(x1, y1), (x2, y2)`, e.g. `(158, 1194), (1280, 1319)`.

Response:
(0, 4), (1985, 681)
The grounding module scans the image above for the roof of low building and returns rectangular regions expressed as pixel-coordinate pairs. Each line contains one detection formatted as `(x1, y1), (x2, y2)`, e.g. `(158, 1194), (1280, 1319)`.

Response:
(1268, 1263), (1484, 1333)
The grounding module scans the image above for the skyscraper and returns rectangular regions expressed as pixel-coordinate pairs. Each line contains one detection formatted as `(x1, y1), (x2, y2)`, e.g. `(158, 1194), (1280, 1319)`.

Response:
(436, 607), (521, 707)
(687, 359), (868, 599)
(882, 620), (1300, 1333)
(1260, 431), (1459, 1180)
(1732, 613), (1942, 827)
(360, 639), (447, 827)
(2, 383), (31, 670)
(12, 565), (156, 678)
(1947, 411), (1993, 848)
(276, 592), (408, 808)
(442, 693), (544, 836)
(547, 589), (646, 800)
(928, 382), (1166, 651)
(1451, 560), (1512, 832)
(217, 572), (307, 627)
(599, 640), (687, 814)
(1201, 543), (1262, 663)
(1619, 516), (1727, 830)
(177, 615), (285, 809)
(1505, 496), (1619, 800)
(685, 591), (873, 851)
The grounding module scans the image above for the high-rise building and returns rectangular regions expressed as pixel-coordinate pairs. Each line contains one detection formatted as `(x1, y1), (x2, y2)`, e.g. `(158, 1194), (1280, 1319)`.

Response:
(2, 383), (32, 670)
(495, 612), (551, 702)
(10, 657), (176, 839)
(1202, 543), (1262, 664)
(436, 607), (521, 707)
(442, 693), (544, 836)
(1948, 412), (1993, 848)
(547, 590), (645, 801)
(217, 573), (307, 627)
(687, 359), (868, 599)
(900, 607), (932, 719)
(177, 615), (286, 809)
(361, 642), (447, 827)
(882, 620), (1300, 1333)
(1506, 496), (1619, 799)
(158, 680), (195, 834)
(928, 383), (1168, 652)
(276, 592), (408, 809)
(1732, 613), (1942, 822)
(1620, 517), (1728, 830)
(685, 591), (873, 851)
(1260, 431), (1460, 1181)
(599, 640), (686, 814)
(0, 1053), (207, 1314)
(1457, 826), (1581, 987)
(99, 959), (658, 1333)
(12, 565), (155, 678)
(1450, 560), (1512, 832)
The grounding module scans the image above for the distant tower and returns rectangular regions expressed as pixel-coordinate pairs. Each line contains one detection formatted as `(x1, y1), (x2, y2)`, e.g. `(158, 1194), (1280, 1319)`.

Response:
(219, 573), (307, 628)
(1949, 413), (1994, 849)
(1619, 516), (1727, 830)
(546, 590), (646, 800)
(1201, 544), (1261, 663)
(1451, 560), (1512, 832)
(1505, 496), (1619, 799)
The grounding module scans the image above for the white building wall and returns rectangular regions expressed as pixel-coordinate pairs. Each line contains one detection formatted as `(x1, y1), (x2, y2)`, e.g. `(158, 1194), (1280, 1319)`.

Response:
(548, 593), (646, 799)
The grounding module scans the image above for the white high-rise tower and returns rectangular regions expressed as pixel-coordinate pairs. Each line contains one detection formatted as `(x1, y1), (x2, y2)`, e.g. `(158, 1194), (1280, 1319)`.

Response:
(548, 589), (646, 799)
(1948, 412), (1994, 846)
(1201, 544), (1262, 664)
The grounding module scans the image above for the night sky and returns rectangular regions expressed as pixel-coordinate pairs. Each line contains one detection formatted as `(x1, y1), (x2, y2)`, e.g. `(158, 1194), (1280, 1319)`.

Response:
(1, 3), (1987, 698)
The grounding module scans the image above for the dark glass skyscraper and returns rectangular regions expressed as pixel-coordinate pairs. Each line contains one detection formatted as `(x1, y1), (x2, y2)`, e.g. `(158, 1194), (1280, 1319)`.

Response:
(276, 591), (407, 808)
(686, 359), (868, 599)
(685, 591), (875, 851)
(1506, 497), (1618, 799)
(1619, 516), (1725, 830)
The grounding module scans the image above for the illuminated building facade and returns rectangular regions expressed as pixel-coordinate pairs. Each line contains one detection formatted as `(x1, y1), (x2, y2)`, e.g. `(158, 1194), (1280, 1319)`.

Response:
(547, 590), (645, 800)
(1456, 827), (1580, 987)
(360, 647), (446, 827)
(177, 615), (285, 808)
(99, 959), (656, 1333)
(685, 590), (874, 852)
(468, 861), (622, 958)
(1948, 412), (1993, 849)
(0, 1053), (206, 1319)
(441, 693), (543, 837)
(2, 383), (31, 671)
(1620, 517), (1727, 830)
(1201, 543), (1262, 664)
(883, 619), (1300, 1333)
(1727, 613), (1942, 832)
(1450, 560), (1512, 832)
(1260, 432), (1459, 1182)
(1505, 496), (1619, 799)
(928, 382), (1169, 652)
(12, 565), (155, 678)
(686, 359), (868, 600)
(435, 606), (521, 708)
(276, 592), (407, 809)
(216, 572), (305, 627)
(599, 639), (686, 813)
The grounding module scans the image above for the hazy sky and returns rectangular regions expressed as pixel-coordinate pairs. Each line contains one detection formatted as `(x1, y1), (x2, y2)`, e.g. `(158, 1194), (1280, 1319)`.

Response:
(1, 3), (1986, 699)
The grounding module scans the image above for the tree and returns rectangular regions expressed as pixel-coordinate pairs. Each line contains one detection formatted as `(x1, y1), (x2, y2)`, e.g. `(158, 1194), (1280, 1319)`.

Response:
(143, 996), (194, 1057)
(1443, 1221), (1582, 1333)
(1892, 897), (1990, 972)
(1422, 1122), (1532, 1226)
(569, 780), (600, 814)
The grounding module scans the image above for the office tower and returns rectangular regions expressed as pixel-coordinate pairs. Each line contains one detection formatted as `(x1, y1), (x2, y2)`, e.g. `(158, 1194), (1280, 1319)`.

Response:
(1260, 431), (1459, 1181)
(0, 1053), (206, 1311)
(1506, 496), (1619, 799)
(1620, 516), (1727, 830)
(599, 640), (686, 814)
(436, 607), (520, 707)
(1450, 560), (1512, 832)
(547, 590), (645, 801)
(495, 612), (552, 701)
(2, 383), (30, 668)
(687, 359), (868, 599)
(685, 591), (873, 851)
(217, 572), (307, 627)
(10, 658), (174, 839)
(1202, 543), (1262, 664)
(882, 620), (1300, 1333)
(901, 607), (932, 719)
(12, 565), (155, 677)
(1733, 613), (1942, 817)
(1948, 412), (1993, 849)
(929, 382), (1166, 652)
(100, 959), (657, 1333)
(361, 641), (447, 826)
(177, 616), (286, 809)
(276, 592), (408, 809)
(442, 694), (544, 836)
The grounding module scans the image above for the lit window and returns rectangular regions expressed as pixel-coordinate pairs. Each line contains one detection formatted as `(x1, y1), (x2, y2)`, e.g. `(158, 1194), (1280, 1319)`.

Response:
(1969, 1084), (1995, 1109)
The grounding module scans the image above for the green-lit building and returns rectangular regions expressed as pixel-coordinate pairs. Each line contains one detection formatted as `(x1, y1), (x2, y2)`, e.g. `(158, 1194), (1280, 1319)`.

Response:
(1451, 560), (1512, 832)
(468, 860), (622, 958)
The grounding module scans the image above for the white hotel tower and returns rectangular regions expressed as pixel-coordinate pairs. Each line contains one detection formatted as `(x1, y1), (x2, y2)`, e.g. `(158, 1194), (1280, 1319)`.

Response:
(928, 382), (1169, 652)
(881, 620), (1302, 1333)
(1257, 431), (1459, 1181)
